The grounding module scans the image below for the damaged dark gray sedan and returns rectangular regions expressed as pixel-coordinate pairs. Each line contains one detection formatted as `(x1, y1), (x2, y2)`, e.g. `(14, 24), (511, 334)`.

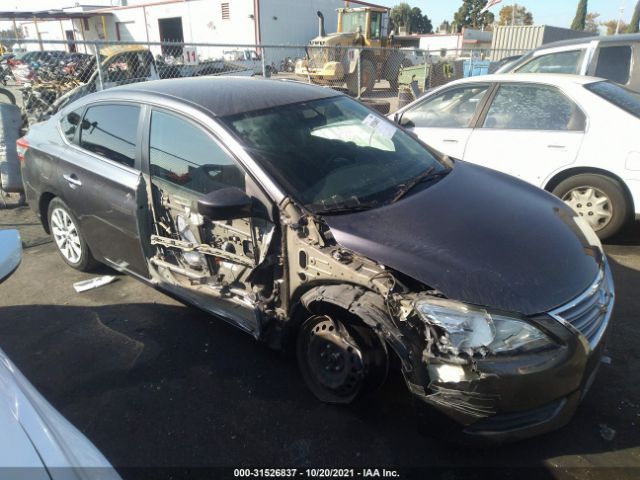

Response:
(19, 77), (614, 441)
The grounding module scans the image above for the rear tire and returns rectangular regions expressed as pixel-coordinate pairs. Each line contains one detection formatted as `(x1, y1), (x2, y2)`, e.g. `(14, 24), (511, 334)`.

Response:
(47, 197), (98, 271)
(552, 173), (628, 240)
(0, 87), (16, 105)
(297, 314), (388, 404)
(346, 59), (376, 97)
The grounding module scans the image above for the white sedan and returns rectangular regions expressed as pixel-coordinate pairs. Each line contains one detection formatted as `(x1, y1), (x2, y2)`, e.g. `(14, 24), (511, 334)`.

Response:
(392, 73), (640, 239)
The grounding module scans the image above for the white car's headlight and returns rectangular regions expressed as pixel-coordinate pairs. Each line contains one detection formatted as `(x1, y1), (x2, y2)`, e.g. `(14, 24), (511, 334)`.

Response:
(415, 298), (553, 354)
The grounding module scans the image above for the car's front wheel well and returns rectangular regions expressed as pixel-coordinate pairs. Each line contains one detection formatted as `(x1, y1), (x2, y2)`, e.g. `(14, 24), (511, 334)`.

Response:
(39, 192), (56, 233)
(544, 167), (635, 218)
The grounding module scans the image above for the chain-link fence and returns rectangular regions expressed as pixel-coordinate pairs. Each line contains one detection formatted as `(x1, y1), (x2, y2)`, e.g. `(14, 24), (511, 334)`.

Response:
(0, 38), (530, 128)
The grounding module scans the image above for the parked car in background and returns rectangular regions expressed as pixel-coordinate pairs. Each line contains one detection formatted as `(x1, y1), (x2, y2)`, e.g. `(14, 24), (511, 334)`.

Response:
(43, 45), (159, 120)
(498, 33), (640, 93)
(0, 229), (120, 478)
(20, 77), (614, 441)
(222, 49), (276, 75)
(393, 73), (640, 239)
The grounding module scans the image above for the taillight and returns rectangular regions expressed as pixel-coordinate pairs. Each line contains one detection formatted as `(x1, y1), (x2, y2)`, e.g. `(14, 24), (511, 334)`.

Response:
(16, 137), (28, 165)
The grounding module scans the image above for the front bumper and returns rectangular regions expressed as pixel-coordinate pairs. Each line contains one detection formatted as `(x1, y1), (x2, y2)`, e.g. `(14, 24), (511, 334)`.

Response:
(406, 262), (614, 442)
(294, 61), (344, 80)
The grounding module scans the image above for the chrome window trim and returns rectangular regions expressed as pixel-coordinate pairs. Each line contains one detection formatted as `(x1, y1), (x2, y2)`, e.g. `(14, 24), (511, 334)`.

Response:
(57, 101), (143, 177)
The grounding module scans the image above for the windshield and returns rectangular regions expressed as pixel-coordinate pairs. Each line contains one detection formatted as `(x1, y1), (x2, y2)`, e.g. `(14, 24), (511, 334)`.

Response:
(342, 11), (366, 33)
(221, 96), (449, 213)
(586, 81), (640, 119)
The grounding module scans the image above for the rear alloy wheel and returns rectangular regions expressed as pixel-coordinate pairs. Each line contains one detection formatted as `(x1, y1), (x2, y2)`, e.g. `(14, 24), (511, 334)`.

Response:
(552, 174), (628, 240)
(297, 314), (388, 404)
(48, 198), (98, 271)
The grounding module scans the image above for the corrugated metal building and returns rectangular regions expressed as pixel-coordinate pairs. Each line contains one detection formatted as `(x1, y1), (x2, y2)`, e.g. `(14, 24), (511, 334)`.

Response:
(491, 25), (593, 60)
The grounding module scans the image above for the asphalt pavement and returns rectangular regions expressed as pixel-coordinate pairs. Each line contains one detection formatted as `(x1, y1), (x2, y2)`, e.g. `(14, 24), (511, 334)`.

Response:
(0, 196), (639, 479)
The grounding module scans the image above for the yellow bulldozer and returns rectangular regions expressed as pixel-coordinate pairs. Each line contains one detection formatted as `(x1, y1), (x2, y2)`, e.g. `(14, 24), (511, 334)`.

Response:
(295, 6), (409, 96)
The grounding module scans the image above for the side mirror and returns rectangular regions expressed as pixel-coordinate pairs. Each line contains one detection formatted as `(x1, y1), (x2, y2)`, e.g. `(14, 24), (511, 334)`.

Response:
(0, 230), (22, 283)
(197, 187), (252, 220)
(399, 115), (414, 128)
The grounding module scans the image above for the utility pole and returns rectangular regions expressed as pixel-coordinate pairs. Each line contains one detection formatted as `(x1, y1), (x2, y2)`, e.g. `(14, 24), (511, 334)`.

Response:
(616, 0), (626, 35)
(512, 2), (517, 26)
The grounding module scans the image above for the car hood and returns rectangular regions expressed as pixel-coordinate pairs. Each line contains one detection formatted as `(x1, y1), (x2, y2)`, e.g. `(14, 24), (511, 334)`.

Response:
(0, 347), (121, 478)
(324, 161), (602, 315)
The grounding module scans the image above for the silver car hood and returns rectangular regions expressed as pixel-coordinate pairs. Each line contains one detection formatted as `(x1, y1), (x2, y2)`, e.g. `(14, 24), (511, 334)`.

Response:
(0, 347), (120, 479)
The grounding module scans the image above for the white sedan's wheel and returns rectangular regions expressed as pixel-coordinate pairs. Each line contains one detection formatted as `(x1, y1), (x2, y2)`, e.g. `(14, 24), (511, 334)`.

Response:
(562, 186), (612, 231)
(552, 174), (628, 240)
(51, 207), (82, 264)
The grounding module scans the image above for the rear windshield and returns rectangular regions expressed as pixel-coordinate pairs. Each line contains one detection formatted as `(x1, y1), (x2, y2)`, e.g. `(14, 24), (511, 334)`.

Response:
(585, 81), (640, 119)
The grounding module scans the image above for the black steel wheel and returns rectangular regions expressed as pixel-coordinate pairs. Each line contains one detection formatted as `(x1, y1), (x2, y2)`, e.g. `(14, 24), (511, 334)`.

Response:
(297, 314), (388, 404)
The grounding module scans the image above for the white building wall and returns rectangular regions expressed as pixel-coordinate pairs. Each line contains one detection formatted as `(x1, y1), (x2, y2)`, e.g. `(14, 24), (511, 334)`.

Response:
(20, 19), (77, 51)
(418, 35), (463, 56)
(18, 0), (343, 64)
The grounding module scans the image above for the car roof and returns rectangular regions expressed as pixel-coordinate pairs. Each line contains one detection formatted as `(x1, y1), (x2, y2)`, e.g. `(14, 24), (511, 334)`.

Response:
(531, 32), (640, 51)
(447, 73), (601, 86)
(103, 77), (342, 117)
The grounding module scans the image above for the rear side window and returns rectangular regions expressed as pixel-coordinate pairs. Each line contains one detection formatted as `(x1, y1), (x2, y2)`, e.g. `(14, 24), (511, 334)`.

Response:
(595, 46), (632, 85)
(483, 84), (586, 131)
(586, 81), (640, 119)
(80, 104), (140, 167)
(59, 108), (83, 143)
(516, 50), (584, 74)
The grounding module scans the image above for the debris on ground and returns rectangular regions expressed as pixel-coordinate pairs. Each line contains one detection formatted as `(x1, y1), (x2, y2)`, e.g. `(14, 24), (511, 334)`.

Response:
(73, 275), (117, 293)
(599, 424), (616, 441)
(600, 355), (612, 365)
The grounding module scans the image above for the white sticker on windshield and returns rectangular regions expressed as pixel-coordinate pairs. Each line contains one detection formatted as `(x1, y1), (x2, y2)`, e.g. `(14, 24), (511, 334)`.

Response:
(363, 113), (397, 140)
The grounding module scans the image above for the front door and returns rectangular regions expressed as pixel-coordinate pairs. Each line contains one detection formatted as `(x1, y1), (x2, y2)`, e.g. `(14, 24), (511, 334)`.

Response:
(398, 83), (490, 159)
(144, 109), (275, 336)
(464, 83), (586, 186)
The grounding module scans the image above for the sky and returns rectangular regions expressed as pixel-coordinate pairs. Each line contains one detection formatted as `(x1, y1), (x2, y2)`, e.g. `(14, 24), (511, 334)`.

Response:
(372, 0), (633, 30)
(0, 0), (635, 32)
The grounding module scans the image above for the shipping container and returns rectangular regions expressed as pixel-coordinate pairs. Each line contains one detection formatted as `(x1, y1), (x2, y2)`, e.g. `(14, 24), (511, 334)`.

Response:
(491, 25), (593, 61)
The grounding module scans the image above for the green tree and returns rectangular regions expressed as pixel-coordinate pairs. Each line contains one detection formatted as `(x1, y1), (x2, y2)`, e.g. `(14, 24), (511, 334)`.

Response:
(390, 3), (433, 34)
(453, 0), (495, 31)
(390, 3), (412, 33)
(497, 5), (534, 26)
(584, 12), (600, 33)
(601, 18), (627, 35)
(628, 0), (640, 33)
(410, 7), (433, 34)
(438, 20), (451, 33)
(571, 0), (588, 30)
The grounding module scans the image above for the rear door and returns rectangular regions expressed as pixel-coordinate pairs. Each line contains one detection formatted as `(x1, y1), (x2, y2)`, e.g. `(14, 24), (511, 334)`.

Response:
(397, 83), (491, 158)
(58, 102), (149, 277)
(463, 83), (586, 186)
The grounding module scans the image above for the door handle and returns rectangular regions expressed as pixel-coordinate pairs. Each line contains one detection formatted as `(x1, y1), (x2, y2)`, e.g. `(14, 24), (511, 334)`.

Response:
(443, 139), (459, 143)
(63, 174), (82, 187)
(547, 145), (567, 149)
